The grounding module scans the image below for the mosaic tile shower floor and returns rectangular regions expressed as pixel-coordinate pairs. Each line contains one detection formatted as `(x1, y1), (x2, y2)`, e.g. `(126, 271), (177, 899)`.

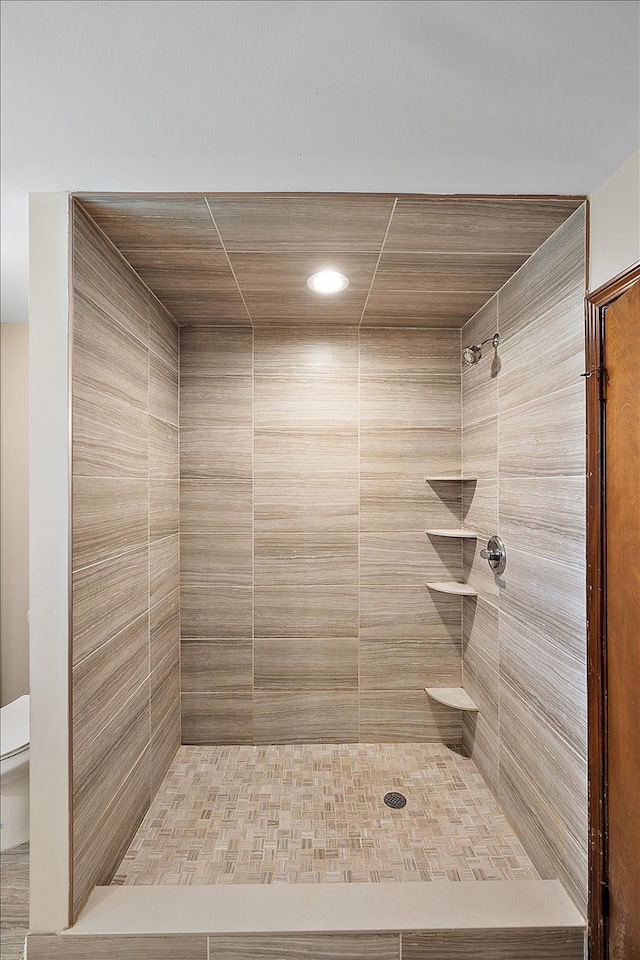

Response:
(113, 743), (538, 886)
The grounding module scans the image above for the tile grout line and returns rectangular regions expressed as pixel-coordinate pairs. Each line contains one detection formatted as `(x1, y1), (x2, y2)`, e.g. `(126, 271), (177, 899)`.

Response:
(252, 324), (256, 743)
(496, 287), (501, 797)
(177, 321), (183, 750)
(357, 325), (361, 741)
(459, 324), (466, 701)
(146, 290), (153, 799)
(203, 197), (254, 327)
(359, 198), (397, 327)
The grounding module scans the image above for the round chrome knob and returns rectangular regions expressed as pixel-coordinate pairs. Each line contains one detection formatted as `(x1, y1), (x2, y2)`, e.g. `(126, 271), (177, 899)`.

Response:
(480, 536), (506, 575)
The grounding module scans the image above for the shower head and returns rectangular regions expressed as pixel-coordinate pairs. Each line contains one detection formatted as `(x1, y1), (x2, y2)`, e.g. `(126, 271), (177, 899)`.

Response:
(462, 333), (500, 366)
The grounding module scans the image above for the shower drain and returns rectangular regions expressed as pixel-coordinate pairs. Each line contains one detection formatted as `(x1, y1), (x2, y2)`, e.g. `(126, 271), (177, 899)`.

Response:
(383, 791), (407, 809)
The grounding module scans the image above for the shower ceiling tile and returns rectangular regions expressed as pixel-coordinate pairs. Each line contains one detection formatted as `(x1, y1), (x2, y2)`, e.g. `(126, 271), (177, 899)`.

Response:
(375, 252), (527, 291)
(359, 290), (493, 327)
(76, 195), (214, 222)
(384, 198), (583, 254)
(78, 215), (222, 252)
(206, 195), (395, 251)
(361, 252), (525, 327)
(117, 249), (249, 325)
(75, 197), (251, 326)
(225, 250), (378, 324)
(77, 193), (584, 327)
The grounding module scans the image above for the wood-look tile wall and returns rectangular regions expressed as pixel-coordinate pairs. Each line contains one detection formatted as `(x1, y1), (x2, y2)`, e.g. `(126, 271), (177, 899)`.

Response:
(461, 205), (588, 912)
(71, 204), (180, 918)
(179, 324), (464, 744)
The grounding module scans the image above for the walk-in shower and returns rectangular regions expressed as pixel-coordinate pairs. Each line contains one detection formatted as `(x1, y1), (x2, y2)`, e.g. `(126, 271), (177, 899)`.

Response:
(34, 192), (588, 958)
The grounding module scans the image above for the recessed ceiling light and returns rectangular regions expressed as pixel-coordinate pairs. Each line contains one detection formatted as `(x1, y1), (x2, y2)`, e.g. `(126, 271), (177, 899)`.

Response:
(306, 270), (350, 294)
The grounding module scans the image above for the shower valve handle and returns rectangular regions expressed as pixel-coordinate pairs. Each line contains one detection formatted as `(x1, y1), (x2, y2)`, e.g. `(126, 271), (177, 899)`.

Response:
(480, 547), (501, 561)
(480, 536), (507, 575)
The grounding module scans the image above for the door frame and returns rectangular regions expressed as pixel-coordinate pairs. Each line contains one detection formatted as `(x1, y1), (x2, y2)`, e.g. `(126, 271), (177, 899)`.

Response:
(585, 261), (640, 960)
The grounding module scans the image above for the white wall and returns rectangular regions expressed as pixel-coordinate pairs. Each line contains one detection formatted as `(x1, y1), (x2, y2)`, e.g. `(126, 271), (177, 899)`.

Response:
(589, 149), (640, 291)
(1, 322), (29, 705)
(28, 193), (71, 933)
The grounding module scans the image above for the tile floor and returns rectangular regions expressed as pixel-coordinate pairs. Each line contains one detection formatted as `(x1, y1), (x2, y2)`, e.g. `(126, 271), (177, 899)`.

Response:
(113, 743), (538, 885)
(0, 841), (29, 960)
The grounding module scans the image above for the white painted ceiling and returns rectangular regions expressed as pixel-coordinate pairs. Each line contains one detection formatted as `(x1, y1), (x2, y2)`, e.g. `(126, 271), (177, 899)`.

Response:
(2, 0), (639, 323)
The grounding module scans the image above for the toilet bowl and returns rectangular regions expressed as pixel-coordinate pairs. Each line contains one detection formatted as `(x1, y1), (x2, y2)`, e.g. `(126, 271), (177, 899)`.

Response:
(1, 694), (30, 850)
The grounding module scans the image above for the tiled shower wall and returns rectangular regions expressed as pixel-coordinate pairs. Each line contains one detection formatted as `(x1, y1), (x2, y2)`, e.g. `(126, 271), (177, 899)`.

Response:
(461, 205), (588, 911)
(179, 325), (465, 744)
(71, 204), (181, 916)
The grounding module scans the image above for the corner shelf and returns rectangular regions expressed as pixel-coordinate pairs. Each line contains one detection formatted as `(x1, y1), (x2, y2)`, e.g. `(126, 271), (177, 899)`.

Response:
(425, 476), (477, 482)
(425, 581), (477, 596)
(425, 687), (478, 712)
(425, 528), (478, 539)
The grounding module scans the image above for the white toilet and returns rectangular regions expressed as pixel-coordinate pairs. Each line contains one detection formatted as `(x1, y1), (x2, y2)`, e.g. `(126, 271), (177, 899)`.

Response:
(1, 694), (30, 850)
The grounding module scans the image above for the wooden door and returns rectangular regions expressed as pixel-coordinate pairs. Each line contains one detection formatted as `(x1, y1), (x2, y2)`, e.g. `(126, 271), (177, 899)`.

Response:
(604, 278), (640, 960)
